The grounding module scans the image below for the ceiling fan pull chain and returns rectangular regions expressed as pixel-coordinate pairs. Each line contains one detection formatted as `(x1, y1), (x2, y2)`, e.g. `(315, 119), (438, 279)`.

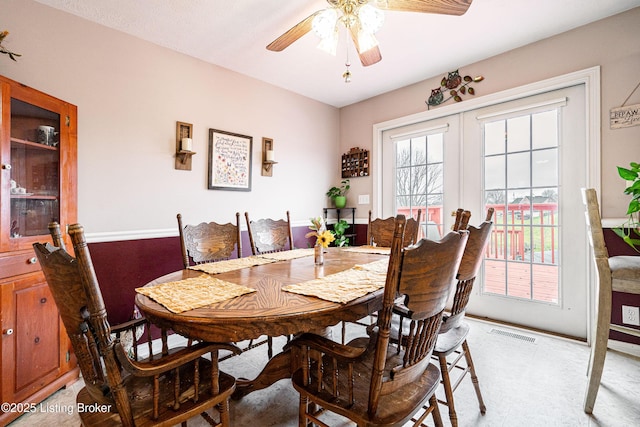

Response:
(343, 37), (352, 83)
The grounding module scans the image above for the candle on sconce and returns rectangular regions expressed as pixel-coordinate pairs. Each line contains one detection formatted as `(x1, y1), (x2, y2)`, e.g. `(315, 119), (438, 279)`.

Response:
(181, 138), (193, 152)
(266, 150), (275, 162)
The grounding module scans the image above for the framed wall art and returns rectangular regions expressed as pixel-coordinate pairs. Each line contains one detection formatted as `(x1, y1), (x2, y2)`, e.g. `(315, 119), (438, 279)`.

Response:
(208, 129), (253, 191)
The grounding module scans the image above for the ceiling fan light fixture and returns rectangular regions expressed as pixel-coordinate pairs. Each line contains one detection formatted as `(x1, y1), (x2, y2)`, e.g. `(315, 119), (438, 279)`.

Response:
(317, 29), (339, 55)
(357, 30), (378, 53)
(358, 4), (384, 34)
(268, 0), (473, 67)
(312, 8), (338, 39)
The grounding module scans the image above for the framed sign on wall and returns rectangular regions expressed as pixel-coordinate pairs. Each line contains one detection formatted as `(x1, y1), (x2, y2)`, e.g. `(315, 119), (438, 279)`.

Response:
(208, 129), (253, 191)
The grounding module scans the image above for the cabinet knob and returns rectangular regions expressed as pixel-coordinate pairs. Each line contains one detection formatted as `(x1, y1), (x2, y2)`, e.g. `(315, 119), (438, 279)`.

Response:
(1, 164), (11, 170)
(40, 297), (47, 304)
(29, 257), (38, 264)
(3, 329), (13, 335)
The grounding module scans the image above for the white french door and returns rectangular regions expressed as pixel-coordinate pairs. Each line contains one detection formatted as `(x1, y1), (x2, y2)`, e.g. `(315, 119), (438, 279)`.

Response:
(462, 85), (588, 338)
(378, 84), (590, 338)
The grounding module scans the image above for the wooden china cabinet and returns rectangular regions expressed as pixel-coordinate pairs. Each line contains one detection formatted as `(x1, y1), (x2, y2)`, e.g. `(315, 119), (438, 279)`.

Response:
(0, 75), (79, 424)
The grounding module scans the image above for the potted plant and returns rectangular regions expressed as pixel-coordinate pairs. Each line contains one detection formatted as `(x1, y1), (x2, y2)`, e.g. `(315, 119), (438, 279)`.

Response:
(615, 162), (640, 251)
(326, 179), (350, 209)
(331, 219), (350, 247)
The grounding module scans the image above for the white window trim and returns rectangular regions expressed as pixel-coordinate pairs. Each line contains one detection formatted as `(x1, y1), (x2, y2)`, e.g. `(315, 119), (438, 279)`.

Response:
(372, 66), (601, 217)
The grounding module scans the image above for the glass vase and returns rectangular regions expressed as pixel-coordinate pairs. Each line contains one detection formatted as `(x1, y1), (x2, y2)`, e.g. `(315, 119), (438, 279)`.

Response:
(314, 243), (324, 265)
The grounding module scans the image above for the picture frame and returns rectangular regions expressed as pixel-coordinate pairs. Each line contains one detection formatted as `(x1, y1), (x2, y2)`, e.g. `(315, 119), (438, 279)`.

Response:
(208, 129), (253, 191)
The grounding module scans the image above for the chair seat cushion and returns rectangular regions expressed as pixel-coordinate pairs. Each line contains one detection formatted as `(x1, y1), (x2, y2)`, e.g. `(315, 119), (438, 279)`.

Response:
(434, 322), (470, 356)
(609, 256), (640, 294)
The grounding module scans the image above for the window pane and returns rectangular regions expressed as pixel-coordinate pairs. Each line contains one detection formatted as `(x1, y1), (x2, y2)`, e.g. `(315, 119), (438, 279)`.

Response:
(507, 116), (530, 153)
(506, 189), (530, 225)
(485, 190), (507, 225)
(414, 165), (427, 194)
(507, 152), (530, 189)
(484, 120), (505, 155)
(411, 136), (426, 165)
(426, 163), (443, 194)
(485, 155), (505, 189)
(412, 194), (426, 209)
(396, 195), (410, 208)
(532, 148), (558, 187)
(396, 139), (410, 167)
(532, 110), (558, 149)
(396, 166), (410, 196)
(427, 133), (443, 163)
(484, 259), (506, 294)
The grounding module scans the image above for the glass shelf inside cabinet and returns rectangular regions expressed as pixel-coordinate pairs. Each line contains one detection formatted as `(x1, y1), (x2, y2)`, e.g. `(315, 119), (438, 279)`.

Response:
(9, 98), (60, 239)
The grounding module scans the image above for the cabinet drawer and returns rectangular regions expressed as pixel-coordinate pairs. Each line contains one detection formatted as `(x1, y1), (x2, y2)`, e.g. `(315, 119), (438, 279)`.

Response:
(0, 252), (41, 279)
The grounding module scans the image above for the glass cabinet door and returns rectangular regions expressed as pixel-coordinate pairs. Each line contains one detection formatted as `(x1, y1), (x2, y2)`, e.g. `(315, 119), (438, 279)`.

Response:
(9, 98), (60, 239)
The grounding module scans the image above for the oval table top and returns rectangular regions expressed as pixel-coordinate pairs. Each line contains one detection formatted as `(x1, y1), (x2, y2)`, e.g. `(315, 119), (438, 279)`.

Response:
(135, 248), (387, 343)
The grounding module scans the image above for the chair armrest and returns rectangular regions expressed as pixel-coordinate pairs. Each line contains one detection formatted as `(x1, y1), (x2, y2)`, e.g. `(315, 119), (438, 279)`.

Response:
(392, 303), (410, 317)
(111, 317), (147, 335)
(115, 341), (241, 377)
(285, 332), (368, 362)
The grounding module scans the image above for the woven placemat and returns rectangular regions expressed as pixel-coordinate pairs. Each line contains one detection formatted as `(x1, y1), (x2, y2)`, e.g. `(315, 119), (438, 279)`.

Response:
(343, 245), (391, 255)
(188, 256), (275, 274)
(257, 248), (315, 261)
(136, 275), (256, 313)
(283, 259), (389, 304)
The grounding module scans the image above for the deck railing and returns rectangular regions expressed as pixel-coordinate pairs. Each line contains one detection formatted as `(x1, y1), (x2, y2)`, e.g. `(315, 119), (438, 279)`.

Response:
(398, 203), (559, 264)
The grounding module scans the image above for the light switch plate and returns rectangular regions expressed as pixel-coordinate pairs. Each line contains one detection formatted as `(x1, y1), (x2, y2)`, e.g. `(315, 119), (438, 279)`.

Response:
(358, 194), (370, 205)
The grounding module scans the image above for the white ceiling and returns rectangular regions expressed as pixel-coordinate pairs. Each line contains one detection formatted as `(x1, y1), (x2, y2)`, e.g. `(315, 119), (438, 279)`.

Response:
(34, 0), (640, 108)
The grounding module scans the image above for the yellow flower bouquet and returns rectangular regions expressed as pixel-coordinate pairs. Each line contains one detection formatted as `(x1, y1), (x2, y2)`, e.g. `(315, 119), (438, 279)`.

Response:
(306, 217), (334, 265)
(305, 217), (335, 248)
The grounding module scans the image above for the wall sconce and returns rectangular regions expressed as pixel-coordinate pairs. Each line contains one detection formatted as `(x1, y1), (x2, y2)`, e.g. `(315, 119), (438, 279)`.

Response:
(175, 121), (195, 170)
(262, 137), (277, 176)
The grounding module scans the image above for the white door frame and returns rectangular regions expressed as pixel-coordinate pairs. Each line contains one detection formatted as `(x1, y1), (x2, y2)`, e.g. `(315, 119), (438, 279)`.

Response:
(372, 66), (601, 341)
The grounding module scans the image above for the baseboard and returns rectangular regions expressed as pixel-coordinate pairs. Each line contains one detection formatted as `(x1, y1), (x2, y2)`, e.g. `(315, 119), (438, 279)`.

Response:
(608, 339), (640, 358)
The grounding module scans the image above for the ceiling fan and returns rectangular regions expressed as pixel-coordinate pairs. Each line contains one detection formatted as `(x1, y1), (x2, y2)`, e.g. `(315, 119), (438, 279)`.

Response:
(266, 0), (473, 68)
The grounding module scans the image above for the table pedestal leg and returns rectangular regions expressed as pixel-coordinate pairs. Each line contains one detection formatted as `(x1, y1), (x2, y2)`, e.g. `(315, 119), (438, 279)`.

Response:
(233, 348), (292, 399)
(232, 327), (332, 399)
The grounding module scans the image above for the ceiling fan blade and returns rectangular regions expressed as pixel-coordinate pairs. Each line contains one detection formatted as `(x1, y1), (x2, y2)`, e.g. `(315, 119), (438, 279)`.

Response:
(348, 24), (382, 67)
(358, 44), (382, 67)
(376, 0), (473, 16)
(266, 11), (320, 51)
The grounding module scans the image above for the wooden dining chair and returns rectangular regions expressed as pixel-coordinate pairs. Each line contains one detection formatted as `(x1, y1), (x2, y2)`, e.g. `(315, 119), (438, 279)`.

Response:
(452, 207), (472, 231)
(287, 215), (468, 427)
(341, 210), (422, 343)
(581, 188), (640, 413)
(177, 212), (242, 269)
(33, 223), (240, 427)
(177, 212), (275, 356)
(393, 207), (492, 426)
(367, 209), (422, 247)
(431, 207), (493, 426)
(244, 211), (294, 255)
(405, 208), (423, 245)
(244, 210), (294, 356)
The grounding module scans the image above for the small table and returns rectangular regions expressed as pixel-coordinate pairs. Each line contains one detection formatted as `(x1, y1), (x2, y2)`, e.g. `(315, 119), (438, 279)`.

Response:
(323, 207), (357, 245)
(135, 248), (387, 398)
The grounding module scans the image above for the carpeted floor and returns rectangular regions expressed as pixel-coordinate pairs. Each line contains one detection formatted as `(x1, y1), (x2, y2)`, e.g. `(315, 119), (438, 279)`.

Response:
(8, 318), (640, 426)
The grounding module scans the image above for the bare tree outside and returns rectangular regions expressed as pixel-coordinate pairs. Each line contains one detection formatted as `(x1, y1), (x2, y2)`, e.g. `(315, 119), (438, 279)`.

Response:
(395, 135), (444, 232)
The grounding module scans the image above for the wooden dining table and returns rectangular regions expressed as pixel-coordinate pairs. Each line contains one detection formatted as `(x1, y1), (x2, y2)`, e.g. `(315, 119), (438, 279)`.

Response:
(135, 247), (388, 398)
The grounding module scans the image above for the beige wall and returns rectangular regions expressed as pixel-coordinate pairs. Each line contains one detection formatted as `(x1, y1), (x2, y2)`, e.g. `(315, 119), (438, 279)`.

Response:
(340, 7), (640, 220)
(3, 2), (639, 236)
(2, 0), (340, 236)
